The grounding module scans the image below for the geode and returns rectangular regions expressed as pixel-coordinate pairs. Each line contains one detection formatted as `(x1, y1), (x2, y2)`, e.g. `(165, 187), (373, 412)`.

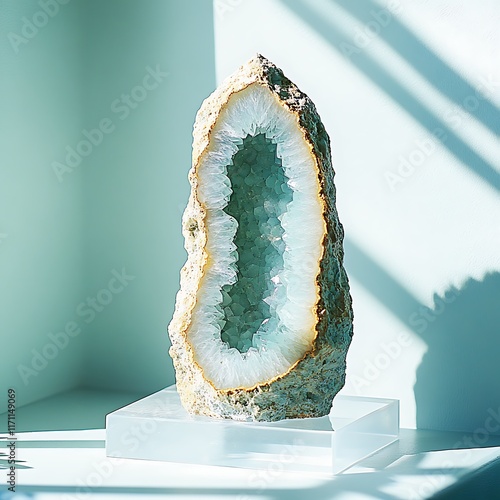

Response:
(168, 54), (353, 421)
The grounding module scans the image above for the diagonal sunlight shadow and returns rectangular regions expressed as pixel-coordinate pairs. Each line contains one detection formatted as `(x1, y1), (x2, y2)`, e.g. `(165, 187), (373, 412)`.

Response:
(335, 0), (500, 136)
(10, 459), (482, 500)
(280, 0), (500, 191)
(344, 237), (500, 437)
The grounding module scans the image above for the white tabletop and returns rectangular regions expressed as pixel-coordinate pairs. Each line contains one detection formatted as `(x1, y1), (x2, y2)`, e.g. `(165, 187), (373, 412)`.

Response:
(2, 389), (500, 499)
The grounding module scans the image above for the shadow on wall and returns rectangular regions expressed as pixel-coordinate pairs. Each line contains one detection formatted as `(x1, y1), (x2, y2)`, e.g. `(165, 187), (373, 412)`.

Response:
(345, 239), (500, 434)
(414, 273), (500, 434)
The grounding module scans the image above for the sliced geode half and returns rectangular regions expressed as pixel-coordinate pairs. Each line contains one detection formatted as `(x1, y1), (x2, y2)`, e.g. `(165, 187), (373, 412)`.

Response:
(168, 54), (353, 421)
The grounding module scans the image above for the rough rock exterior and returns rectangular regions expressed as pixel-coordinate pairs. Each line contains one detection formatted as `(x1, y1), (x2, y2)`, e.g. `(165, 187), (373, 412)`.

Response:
(168, 54), (353, 421)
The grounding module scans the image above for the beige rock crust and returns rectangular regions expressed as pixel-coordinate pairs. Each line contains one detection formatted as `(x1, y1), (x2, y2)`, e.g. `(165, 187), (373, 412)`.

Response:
(168, 54), (353, 421)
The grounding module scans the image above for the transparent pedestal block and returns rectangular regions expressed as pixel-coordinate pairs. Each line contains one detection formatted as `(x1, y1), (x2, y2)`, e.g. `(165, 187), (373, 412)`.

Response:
(106, 385), (399, 475)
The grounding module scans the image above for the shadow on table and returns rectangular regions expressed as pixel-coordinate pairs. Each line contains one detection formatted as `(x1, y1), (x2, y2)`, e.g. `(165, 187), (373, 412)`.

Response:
(414, 273), (500, 434)
(7, 428), (500, 499)
(8, 454), (499, 500)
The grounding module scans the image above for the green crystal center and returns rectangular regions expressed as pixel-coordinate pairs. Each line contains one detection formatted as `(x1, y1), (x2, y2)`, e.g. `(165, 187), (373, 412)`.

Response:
(220, 133), (293, 353)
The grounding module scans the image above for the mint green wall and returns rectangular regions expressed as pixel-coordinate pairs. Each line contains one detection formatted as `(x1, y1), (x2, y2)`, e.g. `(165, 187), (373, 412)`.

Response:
(0, 0), (85, 412)
(1, 0), (215, 411)
(81, 0), (215, 393)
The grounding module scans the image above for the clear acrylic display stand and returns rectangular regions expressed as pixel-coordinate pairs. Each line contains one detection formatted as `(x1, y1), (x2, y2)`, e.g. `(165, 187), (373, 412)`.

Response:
(106, 385), (399, 475)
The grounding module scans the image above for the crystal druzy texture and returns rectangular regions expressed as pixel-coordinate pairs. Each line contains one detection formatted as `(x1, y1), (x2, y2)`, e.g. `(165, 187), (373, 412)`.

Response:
(168, 55), (353, 421)
(221, 133), (292, 353)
